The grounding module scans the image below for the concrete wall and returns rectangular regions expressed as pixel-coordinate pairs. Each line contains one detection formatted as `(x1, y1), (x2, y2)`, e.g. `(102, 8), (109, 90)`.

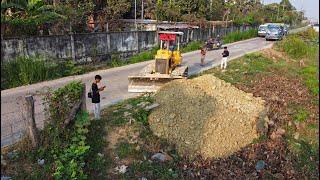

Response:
(1, 25), (256, 64)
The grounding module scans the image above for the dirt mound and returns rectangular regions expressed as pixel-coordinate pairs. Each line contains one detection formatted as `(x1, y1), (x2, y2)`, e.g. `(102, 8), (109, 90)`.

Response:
(148, 75), (267, 159)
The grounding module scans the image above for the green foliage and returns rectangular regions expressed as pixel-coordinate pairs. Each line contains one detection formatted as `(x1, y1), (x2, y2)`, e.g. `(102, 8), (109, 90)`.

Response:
(109, 54), (127, 67)
(1, 56), (84, 90)
(124, 160), (180, 179)
(53, 111), (91, 179)
(275, 29), (319, 95)
(287, 138), (319, 178)
(300, 66), (319, 96)
(293, 107), (309, 122)
(181, 41), (203, 53)
(44, 81), (83, 127)
(199, 52), (273, 85)
(115, 141), (138, 159)
(85, 120), (110, 178)
(129, 47), (158, 64)
(276, 36), (308, 59)
(41, 83), (90, 179)
(223, 28), (258, 44)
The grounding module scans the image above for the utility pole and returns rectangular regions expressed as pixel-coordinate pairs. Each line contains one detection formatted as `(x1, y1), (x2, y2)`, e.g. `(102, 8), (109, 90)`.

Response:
(141, 0), (144, 21)
(135, 0), (137, 30)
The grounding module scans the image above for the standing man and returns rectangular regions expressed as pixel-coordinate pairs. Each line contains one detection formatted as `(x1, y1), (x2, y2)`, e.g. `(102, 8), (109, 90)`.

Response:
(221, 46), (229, 69)
(200, 46), (207, 66)
(91, 75), (106, 120)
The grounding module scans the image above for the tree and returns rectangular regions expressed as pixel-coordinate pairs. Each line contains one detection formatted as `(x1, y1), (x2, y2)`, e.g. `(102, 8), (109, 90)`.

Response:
(106, 0), (131, 29)
(279, 0), (295, 11)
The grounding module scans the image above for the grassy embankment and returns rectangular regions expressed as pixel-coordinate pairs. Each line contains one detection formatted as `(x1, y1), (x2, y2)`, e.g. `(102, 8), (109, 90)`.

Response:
(199, 28), (319, 178)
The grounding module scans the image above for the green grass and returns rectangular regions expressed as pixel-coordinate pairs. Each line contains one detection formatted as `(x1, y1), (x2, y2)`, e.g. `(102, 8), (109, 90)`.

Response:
(85, 119), (111, 178)
(129, 47), (159, 64)
(123, 160), (181, 179)
(293, 107), (309, 123)
(198, 52), (274, 85)
(115, 141), (138, 159)
(275, 29), (319, 96)
(287, 138), (319, 178)
(1, 56), (84, 90)
(300, 66), (319, 96)
(276, 36), (309, 59)
(181, 41), (203, 53)
(222, 28), (258, 44)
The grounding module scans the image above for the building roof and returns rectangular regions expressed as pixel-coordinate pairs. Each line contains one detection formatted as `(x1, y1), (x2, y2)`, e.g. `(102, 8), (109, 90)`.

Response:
(158, 31), (184, 35)
(120, 19), (199, 29)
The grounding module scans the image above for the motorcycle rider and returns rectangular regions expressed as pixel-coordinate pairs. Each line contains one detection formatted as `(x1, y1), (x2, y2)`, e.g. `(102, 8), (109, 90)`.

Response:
(206, 38), (214, 49)
(214, 35), (221, 43)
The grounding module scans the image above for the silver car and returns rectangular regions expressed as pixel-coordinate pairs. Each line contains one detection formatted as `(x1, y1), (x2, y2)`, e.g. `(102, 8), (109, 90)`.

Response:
(258, 25), (268, 37)
(265, 26), (283, 41)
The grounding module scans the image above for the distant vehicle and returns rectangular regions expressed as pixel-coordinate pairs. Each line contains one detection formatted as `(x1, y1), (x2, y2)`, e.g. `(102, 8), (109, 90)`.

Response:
(278, 25), (286, 36)
(265, 25), (283, 41)
(258, 24), (268, 37)
(313, 24), (319, 32)
(265, 23), (289, 36)
(283, 24), (289, 35)
(205, 37), (223, 51)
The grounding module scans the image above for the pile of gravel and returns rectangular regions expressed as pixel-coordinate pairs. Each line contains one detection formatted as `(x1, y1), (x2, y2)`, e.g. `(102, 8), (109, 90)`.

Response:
(148, 75), (268, 159)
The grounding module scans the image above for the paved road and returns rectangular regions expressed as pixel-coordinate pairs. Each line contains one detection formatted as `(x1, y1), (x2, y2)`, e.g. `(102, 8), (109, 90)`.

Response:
(1, 37), (273, 147)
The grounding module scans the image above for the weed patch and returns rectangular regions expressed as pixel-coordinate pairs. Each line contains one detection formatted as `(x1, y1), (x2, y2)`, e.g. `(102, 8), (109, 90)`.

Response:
(300, 66), (319, 96)
(115, 141), (139, 159)
(287, 138), (319, 178)
(181, 41), (203, 53)
(1, 56), (84, 90)
(223, 29), (258, 44)
(293, 107), (309, 123)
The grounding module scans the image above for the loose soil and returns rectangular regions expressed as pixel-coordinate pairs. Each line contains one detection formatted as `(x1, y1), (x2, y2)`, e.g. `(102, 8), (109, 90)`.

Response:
(149, 75), (267, 159)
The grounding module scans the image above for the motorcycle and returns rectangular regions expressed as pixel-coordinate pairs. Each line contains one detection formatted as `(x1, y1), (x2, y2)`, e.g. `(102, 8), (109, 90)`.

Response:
(205, 40), (223, 51)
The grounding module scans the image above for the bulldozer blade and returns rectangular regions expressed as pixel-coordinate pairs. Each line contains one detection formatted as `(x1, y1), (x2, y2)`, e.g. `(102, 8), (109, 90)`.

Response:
(128, 75), (185, 93)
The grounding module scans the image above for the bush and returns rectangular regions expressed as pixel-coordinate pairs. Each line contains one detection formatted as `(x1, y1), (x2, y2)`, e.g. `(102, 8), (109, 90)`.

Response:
(181, 41), (203, 53)
(129, 47), (158, 64)
(223, 29), (258, 44)
(276, 36), (309, 59)
(39, 82), (91, 179)
(1, 56), (84, 90)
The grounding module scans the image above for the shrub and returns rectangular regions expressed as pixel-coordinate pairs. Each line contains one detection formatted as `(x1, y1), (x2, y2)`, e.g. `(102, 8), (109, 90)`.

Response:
(223, 29), (258, 44)
(1, 56), (84, 90)
(181, 41), (203, 53)
(129, 46), (158, 64)
(276, 36), (308, 59)
(39, 82), (91, 179)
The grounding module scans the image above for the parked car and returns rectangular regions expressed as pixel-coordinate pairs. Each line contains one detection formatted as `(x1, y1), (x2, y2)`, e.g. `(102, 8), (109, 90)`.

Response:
(265, 25), (283, 41)
(313, 24), (319, 32)
(258, 24), (268, 37)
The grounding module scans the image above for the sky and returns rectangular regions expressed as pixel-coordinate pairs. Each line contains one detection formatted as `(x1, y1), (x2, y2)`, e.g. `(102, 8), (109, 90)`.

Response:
(263, 0), (319, 22)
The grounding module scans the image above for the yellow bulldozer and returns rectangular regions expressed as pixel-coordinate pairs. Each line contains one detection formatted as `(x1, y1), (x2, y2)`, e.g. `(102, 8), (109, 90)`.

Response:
(128, 31), (188, 92)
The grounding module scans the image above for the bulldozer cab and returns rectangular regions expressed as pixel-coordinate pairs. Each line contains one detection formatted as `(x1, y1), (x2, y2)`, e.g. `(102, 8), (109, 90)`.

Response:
(159, 31), (183, 51)
(155, 31), (183, 74)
